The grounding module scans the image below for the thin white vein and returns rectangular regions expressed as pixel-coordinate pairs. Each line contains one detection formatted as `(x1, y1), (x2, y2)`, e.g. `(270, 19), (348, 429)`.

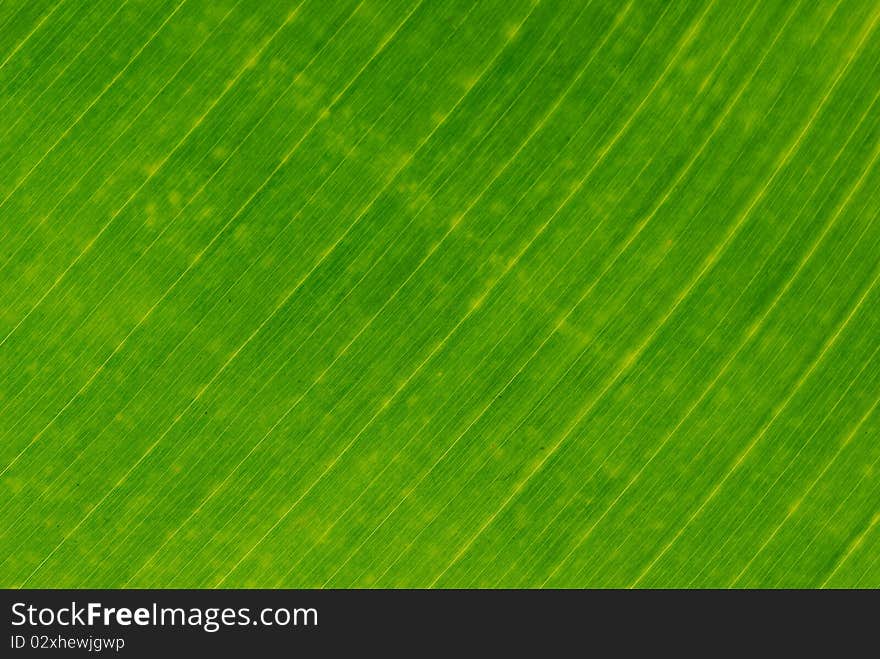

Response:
(0, 2), (309, 480)
(17, 0), (425, 586)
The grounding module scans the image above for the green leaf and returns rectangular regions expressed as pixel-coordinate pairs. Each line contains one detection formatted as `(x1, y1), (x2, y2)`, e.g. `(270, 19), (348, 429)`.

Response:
(1, 0), (879, 588)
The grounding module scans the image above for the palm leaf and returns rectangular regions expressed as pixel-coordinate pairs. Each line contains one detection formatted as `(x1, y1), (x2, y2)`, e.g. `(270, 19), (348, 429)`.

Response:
(1, 0), (878, 588)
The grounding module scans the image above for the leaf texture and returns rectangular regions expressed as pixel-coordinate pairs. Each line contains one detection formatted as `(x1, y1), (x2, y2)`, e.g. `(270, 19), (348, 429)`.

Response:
(1, 0), (879, 587)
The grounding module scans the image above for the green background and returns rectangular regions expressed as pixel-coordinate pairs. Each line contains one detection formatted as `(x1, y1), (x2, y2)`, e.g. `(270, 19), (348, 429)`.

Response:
(1, 0), (879, 587)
